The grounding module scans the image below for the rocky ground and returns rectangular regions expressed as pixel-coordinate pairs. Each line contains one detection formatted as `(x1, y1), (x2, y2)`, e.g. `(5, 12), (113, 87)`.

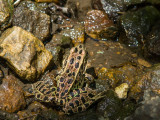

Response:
(0, 0), (160, 120)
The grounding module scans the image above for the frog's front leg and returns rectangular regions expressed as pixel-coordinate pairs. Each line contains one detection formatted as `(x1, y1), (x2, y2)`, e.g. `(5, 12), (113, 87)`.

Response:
(62, 87), (105, 114)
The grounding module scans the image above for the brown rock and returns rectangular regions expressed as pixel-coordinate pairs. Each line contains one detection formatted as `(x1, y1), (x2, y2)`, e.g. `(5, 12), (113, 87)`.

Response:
(0, 0), (13, 33)
(66, 0), (93, 21)
(12, 2), (50, 41)
(85, 10), (117, 40)
(0, 75), (26, 113)
(0, 26), (53, 81)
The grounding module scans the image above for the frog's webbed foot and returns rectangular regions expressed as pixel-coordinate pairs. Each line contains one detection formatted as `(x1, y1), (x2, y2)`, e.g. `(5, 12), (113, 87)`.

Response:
(63, 87), (105, 114)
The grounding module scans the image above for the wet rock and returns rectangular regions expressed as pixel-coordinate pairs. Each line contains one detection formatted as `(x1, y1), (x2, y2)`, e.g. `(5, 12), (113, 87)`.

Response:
(85, 10), (117, 41)
(17, 101), (58, 120)
(0, 26), (53, 81)
(125, 89), (160, 120)
(115, 83), (129, 99)
(16, 1), (48, 14)
(96, 64), (143, 91)
(144, 21), (160, 57)
(61, 23), (85, 46)
(129, 64), (160, 100)
(0, 0), (13, 35)
(0, 110), (19, 120)
(12, 1), (50, 41)
(85, 38), (137, 69)
(97, 90), (136, 120)
(119, 6), (160, 51)
(45, 33), (72, 65)
(0, 75), (26, 113)
(66, 0), (93, 21)
(147, 0), (160, 4)
(0, 69), (4, 83)
(100, 0), (125, 20)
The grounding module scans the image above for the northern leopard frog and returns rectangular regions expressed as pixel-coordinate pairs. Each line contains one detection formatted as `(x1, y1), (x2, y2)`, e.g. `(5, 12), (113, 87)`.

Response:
(29, 44), (104, 114)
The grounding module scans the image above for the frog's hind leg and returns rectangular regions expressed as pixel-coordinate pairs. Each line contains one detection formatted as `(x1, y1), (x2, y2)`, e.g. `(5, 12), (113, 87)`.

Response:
(32, 81), (57, 102)
(63, 87), (105, 114)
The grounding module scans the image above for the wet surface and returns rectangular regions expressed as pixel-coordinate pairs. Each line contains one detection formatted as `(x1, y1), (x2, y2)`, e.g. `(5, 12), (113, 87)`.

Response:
(0, 0), (160, 119)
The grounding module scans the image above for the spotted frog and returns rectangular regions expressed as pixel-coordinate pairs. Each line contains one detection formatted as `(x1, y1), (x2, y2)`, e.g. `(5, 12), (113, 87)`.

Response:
(29, 44), (105, 114)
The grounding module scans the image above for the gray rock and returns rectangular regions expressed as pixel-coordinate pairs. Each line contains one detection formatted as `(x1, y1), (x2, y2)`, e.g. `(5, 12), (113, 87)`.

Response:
(125, 89), (160, 120)
(12, 1), (50, 42)
(119, 6), (160, 51)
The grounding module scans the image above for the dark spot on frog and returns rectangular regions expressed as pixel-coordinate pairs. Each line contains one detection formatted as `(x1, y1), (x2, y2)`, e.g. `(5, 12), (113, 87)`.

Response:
(61, 83), (65, 87)
(66, 69), (69, 73)
(68, 109), (74, 114)
(67, 78), (73, 84)
(88, 93), (94, 98)
(51, 87), (56, 92)
(65, 89), (68, 93)
(46, 90), (52, 94)
(78, 107), (82, 112)
(79, 50), (82, 54)
(79, 45), (82, 48)
(57, 87), (60, 92)
(75, 63), (79, 68)
(68, 73), (72, 77)
(70, 58), (74, 64)
(41, 89), (47, 93)
(75, 89), (80, 94)
(60, 77), (64, 82)
(60, 100), (64, 105)
(39, 85), (45, 91)
(81, 96), (86, 103)
(84, 103), (89, 108)
(77, 56), (81, 60)
(75, 100), (79, 106)
(73, 72), (75, 76)
(69, 103), (74, 108)
(61, 92), (65, 97)
(70, 92), (75, 97)
(36, 94), (40, 98)
(74, 47), (78, 53)
(44, 96), (49, 101)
